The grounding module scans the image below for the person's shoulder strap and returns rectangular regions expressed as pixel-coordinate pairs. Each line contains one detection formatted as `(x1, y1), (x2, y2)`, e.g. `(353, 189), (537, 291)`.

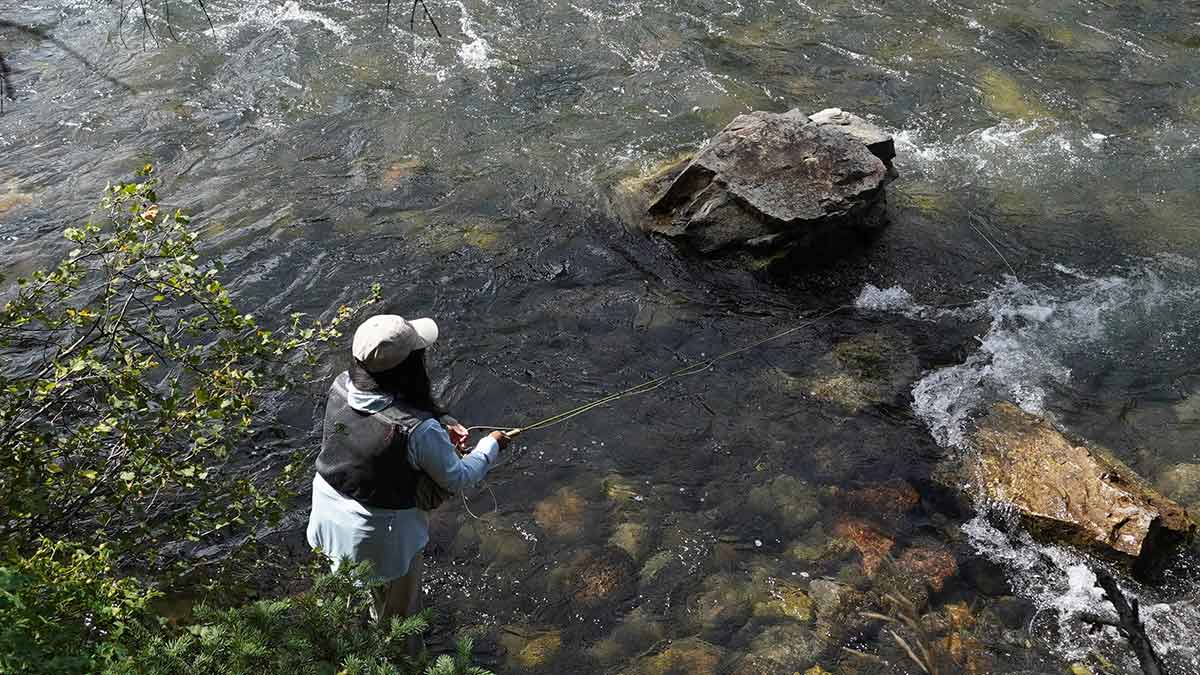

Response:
(373, 403), (430, 433)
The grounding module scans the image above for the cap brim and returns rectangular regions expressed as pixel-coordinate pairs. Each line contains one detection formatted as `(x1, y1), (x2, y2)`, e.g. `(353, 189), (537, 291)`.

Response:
(410, 317), (439, 349)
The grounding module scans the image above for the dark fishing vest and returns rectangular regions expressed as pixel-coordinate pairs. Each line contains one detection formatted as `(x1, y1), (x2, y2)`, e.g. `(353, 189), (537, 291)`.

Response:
(314, 372), (432, 510)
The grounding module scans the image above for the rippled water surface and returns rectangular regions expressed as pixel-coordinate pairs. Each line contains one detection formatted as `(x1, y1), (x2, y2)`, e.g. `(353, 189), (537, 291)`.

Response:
(3, 0), (1200, 672)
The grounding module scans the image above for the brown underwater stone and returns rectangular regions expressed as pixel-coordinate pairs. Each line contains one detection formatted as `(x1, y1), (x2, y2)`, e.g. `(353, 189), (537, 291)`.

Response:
(832, 516), (895, 576)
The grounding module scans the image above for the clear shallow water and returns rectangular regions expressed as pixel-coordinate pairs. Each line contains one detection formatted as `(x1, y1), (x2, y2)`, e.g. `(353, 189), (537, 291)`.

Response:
(3, 0), (1200, 672)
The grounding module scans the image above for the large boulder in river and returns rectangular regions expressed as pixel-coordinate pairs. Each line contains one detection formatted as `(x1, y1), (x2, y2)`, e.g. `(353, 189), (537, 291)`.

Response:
(968, 403), (1194, 567)
(642, 108), (893, 257)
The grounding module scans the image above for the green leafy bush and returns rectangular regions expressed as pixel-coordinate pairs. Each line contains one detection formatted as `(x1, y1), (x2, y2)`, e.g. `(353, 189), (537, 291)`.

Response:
(0, 169), (488, 674)
(0, 539), (158, 673)
(0, 165), (377, 562)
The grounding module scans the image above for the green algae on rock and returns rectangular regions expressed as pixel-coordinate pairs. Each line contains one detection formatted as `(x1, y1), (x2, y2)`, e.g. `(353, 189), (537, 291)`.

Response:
(977, 68), (1051, 119)
(621, 637), (725, 675)
(498, 625), (562, 670)
(804, 332), (921, 412)
(589, 607), (667, 666)
(751, 580), (814, 622)
(747, 622), (822, 671)
(610, 521), (654, 561)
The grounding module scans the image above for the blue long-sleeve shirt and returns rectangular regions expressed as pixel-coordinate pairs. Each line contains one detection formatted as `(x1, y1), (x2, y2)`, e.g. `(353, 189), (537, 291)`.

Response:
(407, 419), (496, 491)
(307, 378), (498, 581)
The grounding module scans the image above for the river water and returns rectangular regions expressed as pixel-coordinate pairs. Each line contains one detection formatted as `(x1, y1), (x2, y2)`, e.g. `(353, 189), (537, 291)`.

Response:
(3, 0), (1200, 673)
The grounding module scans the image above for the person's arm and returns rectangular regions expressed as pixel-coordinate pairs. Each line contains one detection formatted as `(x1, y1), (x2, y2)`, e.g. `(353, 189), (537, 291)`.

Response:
(408, 419), (503, 492)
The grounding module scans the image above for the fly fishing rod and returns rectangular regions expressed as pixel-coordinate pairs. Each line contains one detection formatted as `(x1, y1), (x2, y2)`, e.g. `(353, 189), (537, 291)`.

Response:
(467, 304), (851, 438)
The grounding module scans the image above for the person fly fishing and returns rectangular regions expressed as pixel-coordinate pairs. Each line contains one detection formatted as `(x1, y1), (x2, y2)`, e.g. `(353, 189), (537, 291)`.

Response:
(306, 314), (513, 631)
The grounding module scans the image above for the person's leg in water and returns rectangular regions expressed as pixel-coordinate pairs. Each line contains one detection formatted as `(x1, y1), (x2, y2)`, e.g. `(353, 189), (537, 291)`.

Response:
(369, 551), (423, 655)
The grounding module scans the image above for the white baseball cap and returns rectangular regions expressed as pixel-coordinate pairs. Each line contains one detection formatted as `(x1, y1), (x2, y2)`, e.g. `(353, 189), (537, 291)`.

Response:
(351, 314), (439, 373)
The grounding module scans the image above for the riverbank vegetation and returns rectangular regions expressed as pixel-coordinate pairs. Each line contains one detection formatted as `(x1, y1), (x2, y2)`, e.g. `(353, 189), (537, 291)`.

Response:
(0, 167), (488, 674)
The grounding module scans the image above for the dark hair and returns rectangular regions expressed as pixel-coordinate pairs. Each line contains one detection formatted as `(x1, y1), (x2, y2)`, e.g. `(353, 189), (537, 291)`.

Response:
(349, 349), (447, 416)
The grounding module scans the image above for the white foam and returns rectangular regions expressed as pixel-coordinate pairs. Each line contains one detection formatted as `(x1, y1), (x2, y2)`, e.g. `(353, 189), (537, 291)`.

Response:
(854, 283), (971, 322)
(854, 283), (915, 312)
(216, 0), (350, 43)
(963, 517), (1200, 670)
(894, 262), (1200, 448)
(453, 0), (497, 70)
(894, 120), (1105, 187)
(457, 38), (494, 69)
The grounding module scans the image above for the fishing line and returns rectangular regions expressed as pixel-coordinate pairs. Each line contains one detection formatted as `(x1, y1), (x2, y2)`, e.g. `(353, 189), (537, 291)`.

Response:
(456, 304), (850, 520)
(968, 217), (1017, 278)
(466, 304), (852, 437)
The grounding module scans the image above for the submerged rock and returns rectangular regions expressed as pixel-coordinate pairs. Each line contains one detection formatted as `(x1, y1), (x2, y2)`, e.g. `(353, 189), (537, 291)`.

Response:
(833, 478), (921, 522)
(803, 332), (921, 412)
(533, 486), (587, 539)
(747, 623), (822, 670)
(451, 517), (529, 563)
(603, 474), (644, 505)
(622, 637), (725, 675)
(610, 521), (654, 561)
(939, 631), (993, 675)
(638, 550), (678, 585)
(977, 67), (1049, 119)
(0, 178), (35, 217)
(747, 475), (821, 532)
(639, 108), (893, 258)
(1156, 462), (1200, 510)
(832, 516), (895, 576)
(549, 546), (637, 609)
(869, 541), (959, 610)
(809, 578), (869, 644)
(589, 607), (666, 666)
(787, 523), (832, 562)
(725, 654), (780, 675)
(498, 626), (562, 670)
(689, 573), (753, 630)
(968, 403), (1195, 565)
(896, 544), (958, 593)
(751, 580), (814, 622)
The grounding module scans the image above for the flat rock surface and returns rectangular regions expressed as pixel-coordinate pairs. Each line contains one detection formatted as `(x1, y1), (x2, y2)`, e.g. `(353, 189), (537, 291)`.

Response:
(809, 107), (896, 162)
(968, 403), (1194, 562)
(645, 109), (888, 254)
